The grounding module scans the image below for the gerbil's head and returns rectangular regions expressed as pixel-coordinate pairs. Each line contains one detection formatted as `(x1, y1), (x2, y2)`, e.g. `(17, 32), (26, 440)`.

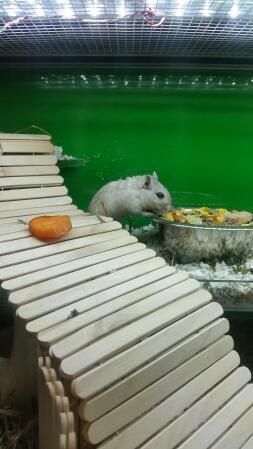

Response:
(141, 171), (173, 217)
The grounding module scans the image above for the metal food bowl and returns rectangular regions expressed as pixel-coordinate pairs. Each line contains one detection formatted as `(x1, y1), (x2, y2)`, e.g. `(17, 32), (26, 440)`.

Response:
(156, 211), (253, 264)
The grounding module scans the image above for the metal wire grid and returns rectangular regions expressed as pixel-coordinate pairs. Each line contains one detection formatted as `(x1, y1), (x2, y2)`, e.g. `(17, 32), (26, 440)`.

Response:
(1, 1), (253, 57)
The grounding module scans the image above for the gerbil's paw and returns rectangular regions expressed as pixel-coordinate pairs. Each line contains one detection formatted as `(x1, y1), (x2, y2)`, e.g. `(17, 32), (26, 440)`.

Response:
(142, 211), (155, 218)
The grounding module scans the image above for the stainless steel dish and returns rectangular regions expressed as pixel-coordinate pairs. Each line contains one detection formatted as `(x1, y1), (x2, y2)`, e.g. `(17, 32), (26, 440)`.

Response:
(156, 212), (253, 264)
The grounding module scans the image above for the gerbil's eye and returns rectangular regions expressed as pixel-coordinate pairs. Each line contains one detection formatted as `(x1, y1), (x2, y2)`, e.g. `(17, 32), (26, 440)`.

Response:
(156, 192), (165, 199)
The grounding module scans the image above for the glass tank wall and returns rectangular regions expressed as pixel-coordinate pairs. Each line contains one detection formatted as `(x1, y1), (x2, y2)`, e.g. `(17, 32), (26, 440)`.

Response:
(0, 63), (252, 213)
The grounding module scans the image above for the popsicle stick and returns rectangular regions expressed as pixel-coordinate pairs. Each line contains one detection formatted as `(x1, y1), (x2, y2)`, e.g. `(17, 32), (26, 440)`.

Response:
(0, 230), (30, 242)
(51, 277), (198, 360)
(178, 403), (253, 449)
(67, 432), (77, 449)
(66, 412), (75, 432)
(61, 288), (211, 379)
(10, 248), (154, 306)
(0, 155), (57, 165)
(38, 356), (44, 368)
(26, 265), (173, 334)
(48, 368), (57, 382)
(40, 366), (51, 383)
(0, 221), (121, 256)
(18, 257), (165, 320)
(0, 204), (77, 220)
(81, 318), (230, 421)
(61, 397), (70, 413)
(57, 414), (68, 449)
(0, 140), (53, 153)
(53, 380), (65, 398)
(0, 221), (34, 233)
(0, 229), (127, 268)
(0, 132), (51, 141)
(1, 210), (85, 226)
(138, 380), (253, 449)
(0, 195), (72, 212)
(241, 434), (253, 448)
(0, 214), (112, 243)
(0, 165), (59, 176)
(0, 186), (67, 202)
(97, 357), (247, 449)
(0, 235), (135, 281)
(72, 303), (223, 399)
(40, 270), (184, 346)
(58, 434), (67, 449)
(84, 336), (234, 443)
(0, 210), (84, 233)
(5, 241), (143, 291)
(44, 356), (52, 369)
(0, 175), (63, 188)
(0, 208), (84, 226)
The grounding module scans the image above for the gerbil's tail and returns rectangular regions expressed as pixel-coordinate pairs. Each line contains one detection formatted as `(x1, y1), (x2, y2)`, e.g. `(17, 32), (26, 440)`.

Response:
(101, 201), (109, 217)
(93, 201), (108, 223)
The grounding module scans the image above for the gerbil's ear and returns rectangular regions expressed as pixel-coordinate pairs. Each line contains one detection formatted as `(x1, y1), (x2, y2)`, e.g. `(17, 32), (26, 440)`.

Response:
(144, 175), (152, 189)
(152, 171), (158, 181)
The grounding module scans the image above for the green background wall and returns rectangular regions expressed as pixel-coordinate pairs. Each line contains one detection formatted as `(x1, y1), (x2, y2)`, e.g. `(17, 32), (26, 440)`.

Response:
(0, 64), (252, 213)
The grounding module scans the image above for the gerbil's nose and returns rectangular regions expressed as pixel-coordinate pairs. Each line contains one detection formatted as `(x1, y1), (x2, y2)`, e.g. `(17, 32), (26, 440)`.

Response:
(165, 204), (173, 213)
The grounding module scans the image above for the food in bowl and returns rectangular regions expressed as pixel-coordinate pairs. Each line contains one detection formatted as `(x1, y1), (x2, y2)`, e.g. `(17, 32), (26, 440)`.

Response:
(162, 207), (253, 226)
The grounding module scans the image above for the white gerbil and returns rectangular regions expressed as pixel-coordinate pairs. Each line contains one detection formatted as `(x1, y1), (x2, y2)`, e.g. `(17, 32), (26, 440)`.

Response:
(88, 172), (173, 221)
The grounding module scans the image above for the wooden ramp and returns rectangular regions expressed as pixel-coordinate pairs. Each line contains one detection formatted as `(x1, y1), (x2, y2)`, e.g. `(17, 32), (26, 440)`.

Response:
(1, 132), (253, 449)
